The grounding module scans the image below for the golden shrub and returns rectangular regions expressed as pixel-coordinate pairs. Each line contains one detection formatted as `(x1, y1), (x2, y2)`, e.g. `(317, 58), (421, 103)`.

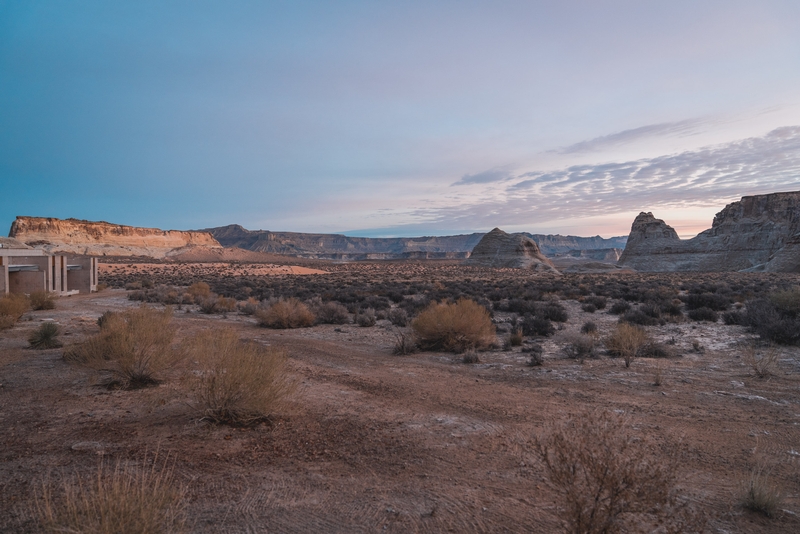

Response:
(411, 298), (496, 352)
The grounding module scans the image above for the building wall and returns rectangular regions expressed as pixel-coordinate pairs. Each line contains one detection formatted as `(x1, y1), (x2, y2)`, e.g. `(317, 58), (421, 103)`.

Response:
(0, 252), (97, 295)
(9, 271), (47, 294)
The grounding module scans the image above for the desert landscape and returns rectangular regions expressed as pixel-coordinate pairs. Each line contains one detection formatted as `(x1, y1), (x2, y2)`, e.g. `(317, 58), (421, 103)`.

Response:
(2, 233), (800, 532)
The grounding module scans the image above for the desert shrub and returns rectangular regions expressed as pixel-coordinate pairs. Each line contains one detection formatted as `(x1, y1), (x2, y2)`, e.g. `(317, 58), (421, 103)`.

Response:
(356, 308), (377, 327)
(461, 349), (480, 364)
(392, 331), (417, 355)
(741, 343), (779, 378)
(768, 287), (800, 316)
(688, 307), (718, 322)
(620, 309), (661, 327)
(561, 334), (596, 361)
(741, 465), (784, 518)
(65, 306), (177, 389)
(637, 341), (674, 359)
(36, 453), (186, 533)
(411, 298), (495, 352)
(0, 293), (29, 329)
(388, 307), (408, 327)
(29, 290), (56, 311)
(522, 315), (555, 337)
(255, 298), (315, 329)
(197, 294), (234, 314)
(237, 297), (260, 316)
(539, 302), (569, 323)
(505, 298), (537, 315)
(314, 301), (350, 325)
(97, 310), (121, 329)
(682, 292), (730, 311)
(185, 281), (211, 303)
(187, 328), (292, 425)
(530, 410), (694, 534)
(608, 300), (631, 315)
(524, 343), (544, 366)
(722, 310), (746, 325)
(580, 321), (598, 335)
(29, 322), (62, 349)
(581, 303), (597, 313)
(583, 295), (607, 310)
(509, 328), (523, 346)
(605, 323), (650, 367)
(745, 299), (800, 345)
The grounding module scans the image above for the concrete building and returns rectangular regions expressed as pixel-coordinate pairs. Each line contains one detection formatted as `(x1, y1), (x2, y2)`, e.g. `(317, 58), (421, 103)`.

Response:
(0, 238), (97, 296)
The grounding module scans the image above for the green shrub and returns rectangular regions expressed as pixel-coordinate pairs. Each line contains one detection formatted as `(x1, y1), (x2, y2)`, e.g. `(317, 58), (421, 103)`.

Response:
(29, 322), (62, 349)
(411, 298), (495, 352)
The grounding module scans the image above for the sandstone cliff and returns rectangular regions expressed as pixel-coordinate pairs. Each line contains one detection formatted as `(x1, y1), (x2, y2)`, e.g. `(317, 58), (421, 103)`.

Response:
(9, 216), (221, 258)
(618, 192), (800, 272)
(205, 224), (625, 260)
(465, 228), (558, 271)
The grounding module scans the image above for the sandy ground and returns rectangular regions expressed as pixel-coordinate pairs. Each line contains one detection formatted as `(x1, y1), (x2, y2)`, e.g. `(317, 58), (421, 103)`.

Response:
(2, 273), (800, 532)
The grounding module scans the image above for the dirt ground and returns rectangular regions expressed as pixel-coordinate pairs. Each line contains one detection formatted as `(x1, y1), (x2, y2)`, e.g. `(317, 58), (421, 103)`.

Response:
(2, 263), (800, 532)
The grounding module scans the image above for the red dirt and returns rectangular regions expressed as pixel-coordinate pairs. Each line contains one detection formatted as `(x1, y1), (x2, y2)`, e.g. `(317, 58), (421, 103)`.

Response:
(2, 266), (799, 532)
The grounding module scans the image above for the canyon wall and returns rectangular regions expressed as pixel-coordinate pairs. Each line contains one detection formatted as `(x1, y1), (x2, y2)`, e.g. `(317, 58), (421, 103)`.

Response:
(205, 224), (625, 259)
(9, 216), (221, 258)
(618, 192), (800, 272)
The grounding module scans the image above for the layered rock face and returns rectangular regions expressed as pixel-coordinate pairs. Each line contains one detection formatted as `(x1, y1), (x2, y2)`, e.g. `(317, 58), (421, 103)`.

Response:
(206, 224), (625, 260)
(618, 192), (800, 272)
(9, 217), (221, 258)
(466, 228), (558, 271)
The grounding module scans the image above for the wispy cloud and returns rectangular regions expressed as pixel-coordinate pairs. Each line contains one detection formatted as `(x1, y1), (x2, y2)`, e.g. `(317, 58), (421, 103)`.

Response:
(553, 118), (712, 154)
(382, 126), (800, 233)
(451, 166), (515, 186)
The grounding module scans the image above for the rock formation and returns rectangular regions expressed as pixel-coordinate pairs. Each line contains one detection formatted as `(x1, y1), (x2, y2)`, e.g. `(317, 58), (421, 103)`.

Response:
(618, 192), (800, 272)
(9, 216), (221, 258)
(466, 228), (558, 271)
(205, 224), (626, 260)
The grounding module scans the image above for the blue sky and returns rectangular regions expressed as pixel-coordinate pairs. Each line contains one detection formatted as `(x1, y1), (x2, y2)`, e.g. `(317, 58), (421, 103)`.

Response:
(2, 1), (800, 239)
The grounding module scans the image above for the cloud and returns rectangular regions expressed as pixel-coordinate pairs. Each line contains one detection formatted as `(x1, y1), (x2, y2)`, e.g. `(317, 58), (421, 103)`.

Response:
(451, 166), (515, 186)
(554, 118), (712, 154)
(380, 126), (800, 233)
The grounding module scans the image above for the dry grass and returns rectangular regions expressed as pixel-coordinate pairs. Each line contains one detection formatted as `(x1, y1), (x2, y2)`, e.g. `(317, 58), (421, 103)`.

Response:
(604, 323), (651, 368)
(530, 410), (698, 534)
(29, 290), (56, 310)
(0, 293), (29, 329)
(411, 298), (496, 352)
(742, 343), (780, 378)
(65, 306), (178, 389)
(255, 298), (315, 329)
(185, 281), (211, 302)
(36, 452), (186, 534)
(186, 328), (293, 425)
(741, 464), (785, 518)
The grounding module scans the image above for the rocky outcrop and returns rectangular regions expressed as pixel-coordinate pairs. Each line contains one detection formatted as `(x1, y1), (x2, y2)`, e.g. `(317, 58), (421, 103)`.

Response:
(525, 235), (627, 255)
(618, 192), (800, 272)
(9, 216), (222, 258)
(466, 228), (558, 271)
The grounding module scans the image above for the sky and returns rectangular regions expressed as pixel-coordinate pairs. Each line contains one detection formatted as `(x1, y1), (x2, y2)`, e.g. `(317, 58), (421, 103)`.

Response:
(2, 1), (800, 239)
